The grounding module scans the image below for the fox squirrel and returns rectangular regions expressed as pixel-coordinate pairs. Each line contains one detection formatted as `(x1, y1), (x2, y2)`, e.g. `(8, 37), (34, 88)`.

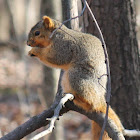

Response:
(27, 16), (123, 140)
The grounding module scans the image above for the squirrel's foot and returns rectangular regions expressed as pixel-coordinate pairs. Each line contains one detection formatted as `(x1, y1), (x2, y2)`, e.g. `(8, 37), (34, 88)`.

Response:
(28, 50), (36, 57)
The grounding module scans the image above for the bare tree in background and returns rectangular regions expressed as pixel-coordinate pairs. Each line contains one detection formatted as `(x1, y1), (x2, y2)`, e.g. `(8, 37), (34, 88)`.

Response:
(84, 0), (140, 140)
(40, 1), (62, 140)
(40, 0), (62, 112)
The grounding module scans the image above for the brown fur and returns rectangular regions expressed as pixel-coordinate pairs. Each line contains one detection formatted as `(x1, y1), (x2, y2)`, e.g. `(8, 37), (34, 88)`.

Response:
(27, 16), (123, 140)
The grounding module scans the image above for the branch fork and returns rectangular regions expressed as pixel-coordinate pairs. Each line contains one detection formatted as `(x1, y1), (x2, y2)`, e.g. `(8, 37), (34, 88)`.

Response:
(30, 93), (74, 140)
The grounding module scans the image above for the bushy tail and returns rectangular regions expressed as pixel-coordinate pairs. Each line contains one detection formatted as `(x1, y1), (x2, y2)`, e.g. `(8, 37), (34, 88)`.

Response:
(92, 107), (123, 140)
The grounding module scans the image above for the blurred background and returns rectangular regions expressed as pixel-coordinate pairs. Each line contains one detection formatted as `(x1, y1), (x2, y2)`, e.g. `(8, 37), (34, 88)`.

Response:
(0, 0), (91, 140)
(0, 0), (140, 140)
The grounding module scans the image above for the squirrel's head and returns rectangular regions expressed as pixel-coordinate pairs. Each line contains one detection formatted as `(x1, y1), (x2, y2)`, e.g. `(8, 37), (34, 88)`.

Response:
(27, 16), (55, 48)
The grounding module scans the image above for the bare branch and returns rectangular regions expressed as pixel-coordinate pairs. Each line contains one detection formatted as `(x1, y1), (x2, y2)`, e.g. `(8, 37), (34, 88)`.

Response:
(30, 93), (74, 140)
(0, 40), (18, 48)
(123, 129), (140, 137)
(0, 97), (125, 140)
(49, 0), (86, 38)
(1, 95), (139, 140)
(98, 74), (108, 90)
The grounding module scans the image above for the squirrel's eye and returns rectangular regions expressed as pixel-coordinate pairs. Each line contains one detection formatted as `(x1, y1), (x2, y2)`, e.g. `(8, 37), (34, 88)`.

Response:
(35, 31), (40, 36)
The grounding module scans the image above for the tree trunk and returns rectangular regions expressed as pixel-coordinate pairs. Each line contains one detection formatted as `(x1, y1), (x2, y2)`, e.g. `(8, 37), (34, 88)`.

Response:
(62, 0), (79, 30)
(84, 0), (140, 139)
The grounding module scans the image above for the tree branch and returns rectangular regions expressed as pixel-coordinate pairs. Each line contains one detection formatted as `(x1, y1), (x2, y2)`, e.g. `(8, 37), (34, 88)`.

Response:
(0, 40), (18, 48)
(30, 93), (74, 140)
(123, 129), (140, 137)
(0, 95), (125, 140)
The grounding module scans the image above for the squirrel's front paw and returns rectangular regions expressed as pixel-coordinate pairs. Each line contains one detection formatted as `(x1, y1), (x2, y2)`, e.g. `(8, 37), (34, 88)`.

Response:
(28, 50), (36, 57)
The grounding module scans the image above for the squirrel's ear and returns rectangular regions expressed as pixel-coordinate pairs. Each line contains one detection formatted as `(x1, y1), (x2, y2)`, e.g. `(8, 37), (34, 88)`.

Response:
(42, 16), (54, 31)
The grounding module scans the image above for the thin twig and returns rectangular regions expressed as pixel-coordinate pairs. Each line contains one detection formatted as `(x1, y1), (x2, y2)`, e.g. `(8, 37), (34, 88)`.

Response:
(84, 1), (112, 140)
(98, 74), (108, 90)
(49, 0), (86, 38)
(0, 40), (18, 48)
(30, 93), (74, 140)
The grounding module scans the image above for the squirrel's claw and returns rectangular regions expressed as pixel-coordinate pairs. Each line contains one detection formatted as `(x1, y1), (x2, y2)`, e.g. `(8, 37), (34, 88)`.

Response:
(28, 51), (36, 57)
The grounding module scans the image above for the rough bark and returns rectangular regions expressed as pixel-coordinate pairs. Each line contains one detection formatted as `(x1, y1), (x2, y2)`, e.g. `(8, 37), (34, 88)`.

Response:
(84, 0), (140, 139)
